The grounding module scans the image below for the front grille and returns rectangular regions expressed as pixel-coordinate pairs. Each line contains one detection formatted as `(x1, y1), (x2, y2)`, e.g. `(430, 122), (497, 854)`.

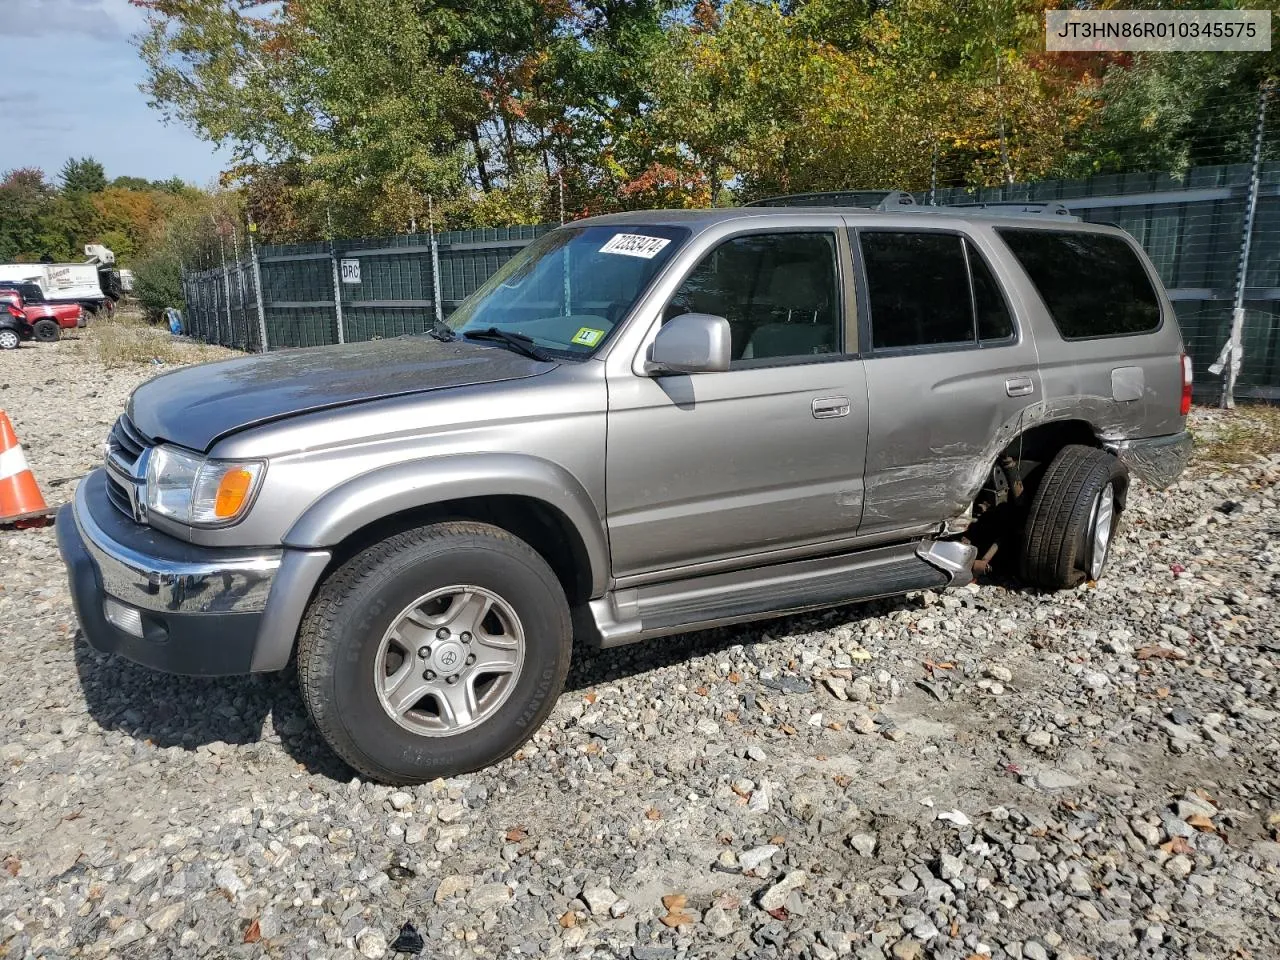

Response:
(105, 474), (134, 516)
(104, 414), (152, 522)
(109, 414), (148, 464)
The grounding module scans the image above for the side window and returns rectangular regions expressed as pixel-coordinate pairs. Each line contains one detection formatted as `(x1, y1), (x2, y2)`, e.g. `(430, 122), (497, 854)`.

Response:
(861, 232), (972, 349)
(860, 231), (1017, 351)
(996, 228), (1160, 339)
(967, 241), (1014, 341)
(666, 232), (841, 363)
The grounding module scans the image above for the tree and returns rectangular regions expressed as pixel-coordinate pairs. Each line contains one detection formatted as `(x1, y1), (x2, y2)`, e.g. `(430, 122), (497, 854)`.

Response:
(135, 0), (673, 235)
(60, 156), (107, 194)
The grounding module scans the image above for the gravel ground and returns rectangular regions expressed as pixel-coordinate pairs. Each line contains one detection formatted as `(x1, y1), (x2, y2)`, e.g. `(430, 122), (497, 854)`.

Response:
(3, 326), (1280, 960)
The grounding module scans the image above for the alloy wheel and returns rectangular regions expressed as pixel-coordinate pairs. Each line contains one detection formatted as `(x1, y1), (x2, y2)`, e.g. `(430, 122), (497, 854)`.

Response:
(373, 585), (525, 737)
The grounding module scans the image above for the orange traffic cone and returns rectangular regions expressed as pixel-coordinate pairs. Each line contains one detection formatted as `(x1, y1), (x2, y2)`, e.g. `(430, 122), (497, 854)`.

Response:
(0, 411), (53, 527)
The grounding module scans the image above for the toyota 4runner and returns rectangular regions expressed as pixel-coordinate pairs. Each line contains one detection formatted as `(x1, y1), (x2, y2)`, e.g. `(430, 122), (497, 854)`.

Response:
(57, 204), (1193, 784)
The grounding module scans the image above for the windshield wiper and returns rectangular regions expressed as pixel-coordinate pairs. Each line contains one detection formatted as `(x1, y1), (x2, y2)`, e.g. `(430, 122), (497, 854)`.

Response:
(428, 319), (457, 342)
(462, 327), (552, 361)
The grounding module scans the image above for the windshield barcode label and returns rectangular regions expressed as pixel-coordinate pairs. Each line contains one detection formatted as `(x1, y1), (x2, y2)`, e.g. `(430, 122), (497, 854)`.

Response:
(599, 234), (671, 259)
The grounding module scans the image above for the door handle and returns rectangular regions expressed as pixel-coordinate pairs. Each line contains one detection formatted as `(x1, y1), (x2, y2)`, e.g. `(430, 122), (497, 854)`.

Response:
(812, 396), (850, 419)
(1005, 376), (1035, 398)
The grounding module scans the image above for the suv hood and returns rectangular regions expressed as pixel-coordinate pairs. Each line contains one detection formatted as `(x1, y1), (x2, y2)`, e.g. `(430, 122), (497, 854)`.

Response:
(128, 336), (556, 451)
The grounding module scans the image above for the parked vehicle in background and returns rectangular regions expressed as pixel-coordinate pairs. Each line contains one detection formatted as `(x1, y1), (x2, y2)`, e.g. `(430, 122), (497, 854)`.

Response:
(0, 244), (119, 316)
(0, 303), (35, 349)
(0, 284), (85, 342)
(57, 203), (1192, 785)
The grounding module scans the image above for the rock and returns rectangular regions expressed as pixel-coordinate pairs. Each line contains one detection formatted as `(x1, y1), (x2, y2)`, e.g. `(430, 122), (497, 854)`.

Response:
(214, 865), (244, 899)
(469, 883), (512, 910)
(1024, 730), (1052, 747)
(891, 938), (923, 960)
(435, 875), (472, 902)
(436, 802), (466, 823)
(1081, 671), (1110, 690)
(848, 833), (877, 857)
(1011, 844), (1041, 862)
(357, 928), (388, 959)
(145, 903), (184, 933)
(939, 852), (963, 880)
(112, 920), (147, 949)
(704, 905), (736, 937)
(1165, 855), (1193, 879)
(1024, 941), (1049, 960)
(853, 714), (877, 735)
(746, 744), (767, 762)
(610, 898), (631, 919)
(388, 791), (413, 811)
(739, 844), (780, 872)
(748, 782), (772, 813)
(759, 871), (807, 911)
(581, 884), (618, 915)
(985, 665), (1013, 683)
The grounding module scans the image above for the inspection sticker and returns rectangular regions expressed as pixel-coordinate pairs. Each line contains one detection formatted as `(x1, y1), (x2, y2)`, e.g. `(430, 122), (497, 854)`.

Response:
(571, 326), (605, 346)
(599, 233), (671, 259)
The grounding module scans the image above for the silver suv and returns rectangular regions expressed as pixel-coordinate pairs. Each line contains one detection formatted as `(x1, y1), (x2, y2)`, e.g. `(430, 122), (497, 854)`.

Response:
(57, 205), (1193, 784)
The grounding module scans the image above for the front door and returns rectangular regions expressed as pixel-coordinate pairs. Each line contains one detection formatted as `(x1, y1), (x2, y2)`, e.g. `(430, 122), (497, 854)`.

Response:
(852, 225), (1042, 537)
(605, 228), (868, 579)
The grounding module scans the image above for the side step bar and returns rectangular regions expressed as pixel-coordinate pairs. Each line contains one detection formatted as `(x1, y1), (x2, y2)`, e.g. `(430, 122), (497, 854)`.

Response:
(587, 539), (976, 649)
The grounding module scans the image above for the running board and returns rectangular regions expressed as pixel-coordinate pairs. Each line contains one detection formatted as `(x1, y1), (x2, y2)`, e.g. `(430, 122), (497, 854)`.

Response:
(586, 540), (976, 648)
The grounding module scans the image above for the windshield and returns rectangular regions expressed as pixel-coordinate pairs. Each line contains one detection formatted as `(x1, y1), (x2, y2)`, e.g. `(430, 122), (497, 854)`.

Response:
(447, 224), (688, 357)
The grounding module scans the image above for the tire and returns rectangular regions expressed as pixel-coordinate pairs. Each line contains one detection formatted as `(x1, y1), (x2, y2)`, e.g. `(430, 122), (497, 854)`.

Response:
(0, 329), (19, 350)
(1019, 445), (1127, 590)
(296, 521), (572, 784)
(33, 319), (60, 343)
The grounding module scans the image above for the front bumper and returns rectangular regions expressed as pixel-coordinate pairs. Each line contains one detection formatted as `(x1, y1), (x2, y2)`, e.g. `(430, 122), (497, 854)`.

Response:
(1104, 431), (1193, 490)
(57, 470), (329, 676)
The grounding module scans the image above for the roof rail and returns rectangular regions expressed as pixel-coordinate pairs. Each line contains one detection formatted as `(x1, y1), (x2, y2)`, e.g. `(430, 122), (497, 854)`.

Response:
(943, 200), (1076, 218)
(742, 191), (1081, 222)
(874, 191), (916, 211)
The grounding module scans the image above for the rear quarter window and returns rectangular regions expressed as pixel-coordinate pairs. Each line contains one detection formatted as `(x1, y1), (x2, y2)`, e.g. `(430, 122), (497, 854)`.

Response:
(996, 228), (1161, 340)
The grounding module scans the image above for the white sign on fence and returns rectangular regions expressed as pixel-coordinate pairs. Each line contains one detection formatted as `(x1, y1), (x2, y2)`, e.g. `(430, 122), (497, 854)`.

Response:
(340, 258), (361, 284)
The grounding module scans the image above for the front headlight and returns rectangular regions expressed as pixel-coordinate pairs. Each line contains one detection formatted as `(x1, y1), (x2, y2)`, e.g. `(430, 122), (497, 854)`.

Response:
(145, 445), (265, 526)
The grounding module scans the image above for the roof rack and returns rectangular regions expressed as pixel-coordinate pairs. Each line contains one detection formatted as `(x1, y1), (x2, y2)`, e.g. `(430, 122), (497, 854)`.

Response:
(746, 190), (1080, 221)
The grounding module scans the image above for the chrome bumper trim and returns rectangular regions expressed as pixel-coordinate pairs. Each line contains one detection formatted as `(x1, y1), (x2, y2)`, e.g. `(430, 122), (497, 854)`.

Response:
(1104, 431), (1193, 490)
(73, 476), (282, 615)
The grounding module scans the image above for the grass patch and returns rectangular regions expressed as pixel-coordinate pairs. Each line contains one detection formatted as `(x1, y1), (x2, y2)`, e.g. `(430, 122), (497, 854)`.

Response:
(83, 307), (232, 369)
(1191, 404), (1280, 465)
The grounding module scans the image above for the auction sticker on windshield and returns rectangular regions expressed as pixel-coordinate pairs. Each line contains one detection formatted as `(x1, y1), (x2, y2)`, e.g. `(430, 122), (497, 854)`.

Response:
(571, 326), (605, 346)
(599, 234), (672, 258)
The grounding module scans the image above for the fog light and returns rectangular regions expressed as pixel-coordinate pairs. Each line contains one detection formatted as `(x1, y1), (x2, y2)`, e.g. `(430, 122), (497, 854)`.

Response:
(103, 596), (144, 638)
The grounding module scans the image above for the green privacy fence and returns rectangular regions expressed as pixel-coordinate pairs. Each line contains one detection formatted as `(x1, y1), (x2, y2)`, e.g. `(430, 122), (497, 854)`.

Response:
(181, 161), (1280, 397)
(181, 224), (554, 352)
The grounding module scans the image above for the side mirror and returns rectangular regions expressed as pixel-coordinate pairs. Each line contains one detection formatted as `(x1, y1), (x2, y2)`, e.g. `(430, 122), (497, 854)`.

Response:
(646, 313), (731, 375)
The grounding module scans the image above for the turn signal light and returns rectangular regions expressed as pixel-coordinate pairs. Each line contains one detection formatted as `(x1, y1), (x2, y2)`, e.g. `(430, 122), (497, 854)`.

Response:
(214, 468), (255, 518)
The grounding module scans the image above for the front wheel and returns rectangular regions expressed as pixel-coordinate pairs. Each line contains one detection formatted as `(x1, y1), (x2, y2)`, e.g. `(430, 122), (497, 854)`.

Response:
(296, 521), (573, 784)
(33, 319), (60, 342)
(1019, 445), (1126, 590)
(0, 329), (19, 350)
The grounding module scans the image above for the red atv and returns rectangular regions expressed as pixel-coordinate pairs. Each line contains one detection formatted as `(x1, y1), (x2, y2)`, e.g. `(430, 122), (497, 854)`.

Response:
(0, 283), (85, 342)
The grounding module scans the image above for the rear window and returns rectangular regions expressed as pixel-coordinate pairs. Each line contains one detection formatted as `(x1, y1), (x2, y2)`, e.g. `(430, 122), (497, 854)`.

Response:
(996, 228), (1161, 340)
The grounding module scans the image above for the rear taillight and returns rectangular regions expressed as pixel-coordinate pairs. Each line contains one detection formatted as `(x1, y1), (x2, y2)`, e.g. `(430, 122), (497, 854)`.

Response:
(1180, 352), (1193, 416)
(6, 304), (22, 319)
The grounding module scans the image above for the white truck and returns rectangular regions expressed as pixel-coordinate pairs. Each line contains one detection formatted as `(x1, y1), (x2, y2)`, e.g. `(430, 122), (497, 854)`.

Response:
(0, 246), (114, 312)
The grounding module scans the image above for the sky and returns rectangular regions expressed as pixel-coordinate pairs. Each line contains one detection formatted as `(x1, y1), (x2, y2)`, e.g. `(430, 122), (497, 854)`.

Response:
(0, 0), (230, 187)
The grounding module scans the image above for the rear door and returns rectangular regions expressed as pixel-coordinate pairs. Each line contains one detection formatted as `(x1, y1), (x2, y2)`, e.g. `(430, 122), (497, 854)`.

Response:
(852, 223), (1042, 537)
(994, 226), (1185, 440)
